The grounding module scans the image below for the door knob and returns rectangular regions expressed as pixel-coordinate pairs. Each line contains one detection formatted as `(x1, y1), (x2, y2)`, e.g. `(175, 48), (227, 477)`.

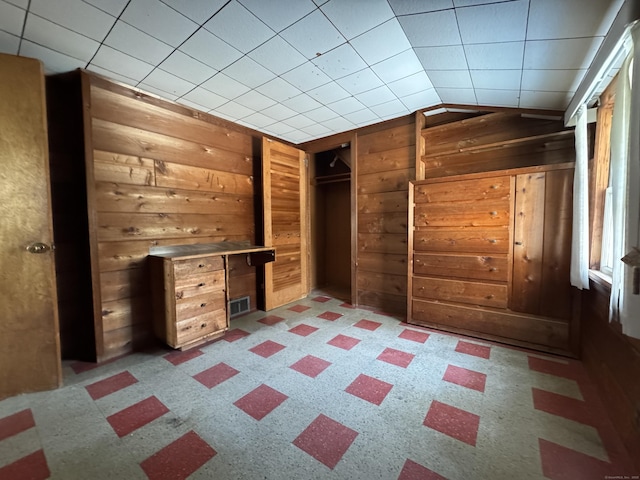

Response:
(26, 242), (53, 254)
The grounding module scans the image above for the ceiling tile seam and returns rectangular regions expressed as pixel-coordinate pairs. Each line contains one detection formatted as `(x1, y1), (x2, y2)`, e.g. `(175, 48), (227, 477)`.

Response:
(452, 1), (477, 106)
(15, 0), (30, 55)
(158, 0), (230, 27)
(79, 0), (121, 17)
(517, 0), (532, 108)
(83, 0), (131, 69)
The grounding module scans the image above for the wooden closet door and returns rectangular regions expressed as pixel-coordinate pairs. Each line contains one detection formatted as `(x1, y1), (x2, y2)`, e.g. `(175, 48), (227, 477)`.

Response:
(262, 138), (309, 310)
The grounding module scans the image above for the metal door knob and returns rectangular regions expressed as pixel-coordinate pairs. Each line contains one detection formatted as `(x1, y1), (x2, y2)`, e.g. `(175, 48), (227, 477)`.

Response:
(26, 242), (52, 254)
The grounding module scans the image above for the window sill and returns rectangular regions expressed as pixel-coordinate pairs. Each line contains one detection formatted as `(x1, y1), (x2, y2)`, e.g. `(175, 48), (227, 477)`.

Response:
(589, 269), (612, 290)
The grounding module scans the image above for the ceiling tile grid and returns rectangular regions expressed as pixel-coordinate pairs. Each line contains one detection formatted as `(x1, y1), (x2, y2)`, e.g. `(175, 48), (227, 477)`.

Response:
(0, 0), (626, 144)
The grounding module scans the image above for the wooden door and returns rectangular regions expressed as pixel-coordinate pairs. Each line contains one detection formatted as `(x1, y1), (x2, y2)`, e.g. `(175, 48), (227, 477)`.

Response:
(262, 138), (309, 309)
(0, 54), (61, 398)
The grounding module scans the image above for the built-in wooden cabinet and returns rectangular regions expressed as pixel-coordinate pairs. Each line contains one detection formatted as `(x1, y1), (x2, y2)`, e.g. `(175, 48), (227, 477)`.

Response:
(408, 163), (576, 355)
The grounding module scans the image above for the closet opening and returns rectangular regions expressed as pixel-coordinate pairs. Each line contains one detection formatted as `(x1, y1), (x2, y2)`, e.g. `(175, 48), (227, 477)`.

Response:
(310, 145), (352, 303)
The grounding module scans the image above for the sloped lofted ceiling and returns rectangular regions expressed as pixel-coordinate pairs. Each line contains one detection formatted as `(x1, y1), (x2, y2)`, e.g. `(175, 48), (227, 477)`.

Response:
(0, 0), (624, 143)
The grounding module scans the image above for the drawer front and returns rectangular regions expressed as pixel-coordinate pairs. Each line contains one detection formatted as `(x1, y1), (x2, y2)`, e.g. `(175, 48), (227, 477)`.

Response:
(175, 292), (225, 322)
(413, 227), (509, 254)
(414, 176), (510, 204)
(412, 275), (507, 309)
(173, 256), (223, 278)
(175, 270), (225, 302)
(414, 199), (510, 227)
(414, 253), (508, 282)
(176, 309), (227, 345)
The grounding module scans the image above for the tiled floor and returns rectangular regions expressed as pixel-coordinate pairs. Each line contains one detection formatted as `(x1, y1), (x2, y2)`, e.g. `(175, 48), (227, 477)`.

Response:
(0, 295), (635, 479)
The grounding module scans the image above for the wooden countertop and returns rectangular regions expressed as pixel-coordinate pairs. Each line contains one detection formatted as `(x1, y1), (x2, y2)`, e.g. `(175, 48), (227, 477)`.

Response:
(149, 241), (274, 260)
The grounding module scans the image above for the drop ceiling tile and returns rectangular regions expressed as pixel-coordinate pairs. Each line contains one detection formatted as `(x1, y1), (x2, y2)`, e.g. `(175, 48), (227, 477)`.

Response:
(399, 88), (441, 111)
(282, 93), (322, 113)
(355, 85), (397, 107)
(387, 71), (434, 97)
(428, 70), (473, 88)
(371, 49), (423, 84)
(202, 73), (250, 99)
(20, 40), (85, 73)
(0, 1), (25, 36)
(23, 14), (100, 62)
(121, 0), (197, 47)
(370, 99), (409, 118)
(179, 29), (242, 71)
(321, 0), (394, 40)
(90, 45), (155, 81)
(305, 106), (339, 122)
(524, 38), (603, 70)
(180, 87), (228, 110)
(307, 82), (350, 104)
(256, 77), (303, 102)
(464, 42), (524, 70)
(343, 108), (380, 125)
(214, 100), (254, 120)
(415, 45), (467, 70)
(527, 0), (623, 40)
(248, 36), (307, 75)
(234, 90), (277, 110)
(161, 0), (227, 23)
(322, 116), (354, 132)
(176, 98), (210, 112)
(239, 0), (316, 33)
(280, 9), (345, 59)
(282, 62), (332, 90)
(204, 1), (274, 53)
(138, 82), (179, 100)
(284, 130), (314, 143)
(104, 21), (173, 65)
(336, 69), (383, 95)
(436, 87), (477, 104)
(265, 122), (296, 136)
(4, 0), (28, 8)
(388, 0), (453, 15)
(0, 30), (19, 55)
(470, 69), (521, 90)
(30, 0), (114, 41)
(83, 0), (128, 16)
(519, 90), (573, 110)
(521, 69), (585, 93)
(223, 56), (276, 88)
(313, 44), (367, 79)
(300, 123), (332, 136)
(283, 114), (315, 128)
(88, 65), (138, 86)
(454, 0), (513, 5)
(242, 112), (275, 128)
(142, 68), (196, 97)
(456, 0), (528, 44)
(312, 0), (329, 6)
(261, 103), (298, 121)
(351, 19), (412, 65)
(398, 10), (461, 47)
(159, 51), (217, 84)
(475, 88), (520, 107)
(328, 96), (365, 115)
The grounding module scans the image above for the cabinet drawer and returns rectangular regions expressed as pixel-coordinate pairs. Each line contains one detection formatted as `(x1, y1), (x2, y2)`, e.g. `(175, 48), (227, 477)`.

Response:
(175, 292), (225, 322)
(174, 270), (225, 302)
(414, 198), (510, 227)
(414, 226), (509, 254)
(414, 176), (510, 204)
(173, 256), (223, 278)
(414, 253), (508, 282)
(175, 309), (227, 345)
(412, 275), (507, 308)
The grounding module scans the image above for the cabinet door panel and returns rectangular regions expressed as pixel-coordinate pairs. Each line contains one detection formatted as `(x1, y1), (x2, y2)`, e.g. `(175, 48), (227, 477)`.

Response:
(173, 256), (223, 277)
(174, 270), (225, 301)
(175, 309), (227, 345)
(175, 293), (225, 322)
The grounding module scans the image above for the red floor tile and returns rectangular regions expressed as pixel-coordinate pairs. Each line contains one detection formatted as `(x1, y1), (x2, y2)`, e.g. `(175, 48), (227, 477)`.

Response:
(455, 340), (491, 359)
(290, 355), (332, 378)
(288, 304), (311, 313)
(0, 409), (35, 442)
(193, 362), (240, 389)
(233, 384), (288, 420)
(398, 459), (447, 480)
(0, 449), (50, 480)
(249, 340), (286, 358)
(532, 388), (594, 427)
(140, 430), (216, 480)
(107, 396), (169, 438)
(423, 400), (480, 446)
(223, 329), (250, 342)
(327, 334), (361, 351)
(528, 356), (578, 381)
(377, 347), (415, 368)
(293, 414), (358, 469)
(85, 371), (138, 400)
(164, 348), (204, 366)
(258, 315), (285, 326)
(340, 302), (355, 309)
(318, 311), (343, 321)
(443, 365), (487, 393)
(353, 319), (382, 331)
(312, 295), (331, 303)
(345, 374), (393, 405)
(539, 438), (624, 480)
(399, 328), (429, 344)
(288, 324), (319, 337)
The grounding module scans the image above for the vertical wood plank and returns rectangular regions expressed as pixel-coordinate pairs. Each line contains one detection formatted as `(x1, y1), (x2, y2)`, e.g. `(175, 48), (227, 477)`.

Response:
(351, 133), (359, 306)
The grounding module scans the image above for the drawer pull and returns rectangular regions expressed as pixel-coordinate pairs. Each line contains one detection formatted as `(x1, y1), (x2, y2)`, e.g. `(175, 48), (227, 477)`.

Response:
(200, 303), (206, 308)
(515, 241), (522, 245)
(201, 323), (206, 329)
(489, 211), (497, 216)
(198, 282), (206, 287)
(198, 264), (205, 268)
(488, 239), (497, 243)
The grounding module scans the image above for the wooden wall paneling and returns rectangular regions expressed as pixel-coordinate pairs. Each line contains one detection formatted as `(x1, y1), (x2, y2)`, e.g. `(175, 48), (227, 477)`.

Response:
(357, 146), (414, 175)
(357, 169), (414, 195)
(93, 150), (155, 185)
(154, 160), (254, 196)
(358, 191), (409, 214)
(413, 226), (510, 254)
(358, 233), (407, 255)
(412, 276), (508, 308)
(414, 253), (509, 282)
(415, 111), (426, 181)
(350, 133), (358, 306)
